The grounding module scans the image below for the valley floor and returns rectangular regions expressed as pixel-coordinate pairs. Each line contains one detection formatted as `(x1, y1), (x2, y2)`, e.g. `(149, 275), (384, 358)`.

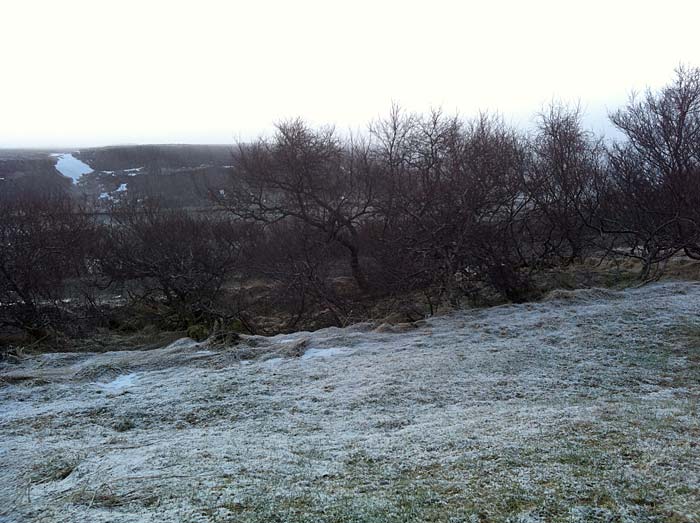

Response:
(1, 282), (699, 522)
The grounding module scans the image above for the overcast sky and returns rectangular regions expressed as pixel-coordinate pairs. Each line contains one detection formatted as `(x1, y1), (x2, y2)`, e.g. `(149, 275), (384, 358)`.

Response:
(2, 0), (699, 148)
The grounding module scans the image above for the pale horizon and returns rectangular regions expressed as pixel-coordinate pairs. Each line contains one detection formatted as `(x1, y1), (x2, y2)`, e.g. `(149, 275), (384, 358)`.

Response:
(2, 0), (698, 148)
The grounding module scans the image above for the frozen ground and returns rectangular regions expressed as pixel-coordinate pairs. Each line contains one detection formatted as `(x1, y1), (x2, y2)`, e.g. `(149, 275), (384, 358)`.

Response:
(1, 282), (699, 522)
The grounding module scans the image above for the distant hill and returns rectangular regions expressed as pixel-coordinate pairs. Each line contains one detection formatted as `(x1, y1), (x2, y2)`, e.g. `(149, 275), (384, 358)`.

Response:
(0, 145), (237, 208)
(77, 144), (234, 172)
(0, 149), (71, 195)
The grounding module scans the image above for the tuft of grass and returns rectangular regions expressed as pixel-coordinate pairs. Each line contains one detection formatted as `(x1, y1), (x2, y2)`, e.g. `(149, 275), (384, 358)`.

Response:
(29, 452), (82, 484)
(112, 418), (136, 432)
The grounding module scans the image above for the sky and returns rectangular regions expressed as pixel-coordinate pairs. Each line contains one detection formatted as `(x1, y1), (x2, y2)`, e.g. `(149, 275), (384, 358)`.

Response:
(1, 0), (699, 148)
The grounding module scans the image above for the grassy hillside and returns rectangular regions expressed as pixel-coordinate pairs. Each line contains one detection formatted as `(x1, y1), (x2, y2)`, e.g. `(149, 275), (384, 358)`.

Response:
(1, 281), (699, 522)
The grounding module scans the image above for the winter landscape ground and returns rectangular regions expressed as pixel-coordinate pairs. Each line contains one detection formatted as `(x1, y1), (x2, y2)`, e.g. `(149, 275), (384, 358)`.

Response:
(1, 282), (699, 522)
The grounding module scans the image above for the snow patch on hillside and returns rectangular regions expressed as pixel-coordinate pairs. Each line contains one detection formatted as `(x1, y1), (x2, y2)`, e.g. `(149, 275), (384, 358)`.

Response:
(301, 347), (353, 359)
(94, 373), (138, 393)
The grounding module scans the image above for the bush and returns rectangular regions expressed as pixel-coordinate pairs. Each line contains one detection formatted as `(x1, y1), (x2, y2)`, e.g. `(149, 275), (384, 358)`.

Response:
(0, 187), (96, 339)
(92, 200), (254, 330)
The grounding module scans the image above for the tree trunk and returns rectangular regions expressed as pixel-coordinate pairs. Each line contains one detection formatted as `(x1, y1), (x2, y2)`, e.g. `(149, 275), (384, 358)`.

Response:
(338, 226), (368, 291)
(348, 243), (368, 291)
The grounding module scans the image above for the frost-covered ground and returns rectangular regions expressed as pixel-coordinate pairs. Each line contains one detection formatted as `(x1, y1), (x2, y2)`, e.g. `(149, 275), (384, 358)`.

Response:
(1, 282), (699, 522)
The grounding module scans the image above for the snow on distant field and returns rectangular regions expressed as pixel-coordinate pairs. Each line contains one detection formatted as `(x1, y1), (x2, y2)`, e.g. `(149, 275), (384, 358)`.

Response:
(99, 183), (128, 201)
(98, 168), (141, 177)
(51, 153), (93, 183)
(1, 282), (700, 522)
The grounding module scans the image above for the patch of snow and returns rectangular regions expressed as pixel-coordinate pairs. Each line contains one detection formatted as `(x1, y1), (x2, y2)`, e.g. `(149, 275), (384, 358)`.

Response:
(163, 337), (200, 351)
(98, 184), (127, 201)
(94, 373), (138, 393)
(301, 347), (353, 359)
(263, 357), (284, 367)
(52, 153), (93, 184)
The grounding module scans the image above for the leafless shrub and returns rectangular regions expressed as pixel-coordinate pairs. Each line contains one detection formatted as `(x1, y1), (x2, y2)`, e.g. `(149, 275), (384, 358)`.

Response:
(93, 200), (252, 330)
(0, 188), (95, 339)
(526, 102), (605, 263)
(218, 119), (377, 290)
(241, 221), (363, 332)
(600, 65), (700, 279)
(369, 108), (539, 304)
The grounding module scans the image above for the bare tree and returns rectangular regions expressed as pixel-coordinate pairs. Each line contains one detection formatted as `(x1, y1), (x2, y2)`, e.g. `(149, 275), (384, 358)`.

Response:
(220, 119), (377, 290)
(371, 109), (537, 303)
(610, 65), (700, 181)
(94, 200), (252, 328)
(0, 188), (94, 338)
(602, 65), (700, 277)
(526, 102), (605, 263)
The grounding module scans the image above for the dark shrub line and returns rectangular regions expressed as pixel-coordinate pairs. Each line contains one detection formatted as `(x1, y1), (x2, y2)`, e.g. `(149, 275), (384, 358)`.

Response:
(2, 66), (699, 344)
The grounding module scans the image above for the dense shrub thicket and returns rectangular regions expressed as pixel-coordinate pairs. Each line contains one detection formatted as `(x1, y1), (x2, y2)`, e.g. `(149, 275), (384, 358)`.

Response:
(2, 66), (699, 344)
